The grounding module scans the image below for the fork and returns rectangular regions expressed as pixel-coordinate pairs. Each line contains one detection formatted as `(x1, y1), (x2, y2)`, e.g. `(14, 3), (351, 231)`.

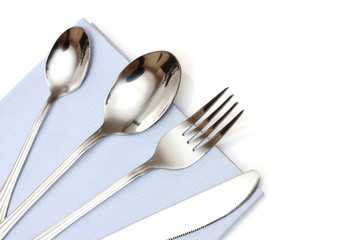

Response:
(33, 88), (244, 240)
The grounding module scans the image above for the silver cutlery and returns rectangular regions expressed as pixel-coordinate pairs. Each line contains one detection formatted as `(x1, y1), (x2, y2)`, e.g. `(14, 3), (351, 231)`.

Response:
(0, 27), (91, 222)
(0, 51), (181, 239)
(34, 88), (243, 239)
(102, 170), (260, 240)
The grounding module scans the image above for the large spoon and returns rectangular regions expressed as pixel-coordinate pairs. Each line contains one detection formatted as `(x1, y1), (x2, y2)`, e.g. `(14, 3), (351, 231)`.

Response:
(0, 27), (91, 222)
(0, 50), (181, 238)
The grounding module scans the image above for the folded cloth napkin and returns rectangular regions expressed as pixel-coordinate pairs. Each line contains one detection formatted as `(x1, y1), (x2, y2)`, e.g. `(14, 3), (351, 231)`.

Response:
(0, 19), (263, 239)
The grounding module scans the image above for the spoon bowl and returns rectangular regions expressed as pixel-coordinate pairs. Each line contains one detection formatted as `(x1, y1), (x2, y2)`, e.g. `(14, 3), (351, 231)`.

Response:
(103, 51), (181, 134)
(46, 27), (91, 97)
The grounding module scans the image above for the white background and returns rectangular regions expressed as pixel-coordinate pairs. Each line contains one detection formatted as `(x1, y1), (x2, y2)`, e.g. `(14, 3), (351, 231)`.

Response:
(0, 0), (359, 239)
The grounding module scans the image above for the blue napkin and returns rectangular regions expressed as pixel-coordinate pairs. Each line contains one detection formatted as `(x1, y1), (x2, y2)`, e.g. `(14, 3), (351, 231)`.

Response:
(0, 19), (263, 239)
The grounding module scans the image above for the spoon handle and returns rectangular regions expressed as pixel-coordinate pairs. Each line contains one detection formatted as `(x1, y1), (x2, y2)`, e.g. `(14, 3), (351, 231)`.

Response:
(0, 128), (107, 239)
(0, 95), (56, 223)
(33, 160), (155, 240)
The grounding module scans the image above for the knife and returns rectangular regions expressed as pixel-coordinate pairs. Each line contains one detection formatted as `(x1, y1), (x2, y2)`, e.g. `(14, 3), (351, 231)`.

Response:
(102, 170), (260, 240)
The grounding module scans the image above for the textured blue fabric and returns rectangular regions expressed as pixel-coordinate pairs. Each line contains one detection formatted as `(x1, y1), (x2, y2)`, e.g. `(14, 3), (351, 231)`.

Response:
(0, 19), (263, 239)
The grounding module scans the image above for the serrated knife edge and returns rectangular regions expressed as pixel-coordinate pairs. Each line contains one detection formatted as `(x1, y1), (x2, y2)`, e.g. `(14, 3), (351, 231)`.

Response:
(102, 170), (261, 240)
(167, 173), (260, 240)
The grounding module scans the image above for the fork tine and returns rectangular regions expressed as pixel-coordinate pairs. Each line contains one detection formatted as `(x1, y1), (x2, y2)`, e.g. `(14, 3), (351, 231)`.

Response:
(179, 87), (228, 133)
(197, 110), (244, 154)
(185, 95), (233, 141)
(190, 102), (238, 149)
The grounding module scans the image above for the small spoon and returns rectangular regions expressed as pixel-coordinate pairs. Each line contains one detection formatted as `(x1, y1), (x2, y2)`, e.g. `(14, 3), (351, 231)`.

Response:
(0, 27), (91, 222)
(0, 51), (181, 238)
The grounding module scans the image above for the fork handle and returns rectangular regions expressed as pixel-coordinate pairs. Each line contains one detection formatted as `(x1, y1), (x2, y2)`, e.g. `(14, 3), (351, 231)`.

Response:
(33, 160), (155, 240)
(0, 128), (107, 239)
(0, 95), (56, 223)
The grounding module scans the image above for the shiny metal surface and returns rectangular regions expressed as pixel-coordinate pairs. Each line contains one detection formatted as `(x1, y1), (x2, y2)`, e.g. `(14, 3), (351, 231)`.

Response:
(33, 88), (243, 240)
(46, 27), (91, 98)
(102, 170), (260, 240)
(0, 27), (90, 223)
(102, 51), (181, 134)
(0, 51), (181, 239)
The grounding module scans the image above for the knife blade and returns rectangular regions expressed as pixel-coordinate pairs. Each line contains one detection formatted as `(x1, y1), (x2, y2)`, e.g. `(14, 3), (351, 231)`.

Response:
(102, 170), (260, 240)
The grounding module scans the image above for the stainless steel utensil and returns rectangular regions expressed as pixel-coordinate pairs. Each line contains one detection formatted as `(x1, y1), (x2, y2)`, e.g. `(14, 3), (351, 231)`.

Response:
(0, 27), (91, 222)
(33, 88), (243, 240)
(102, 170), (260, 240)
(0, 51), (181, 239)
